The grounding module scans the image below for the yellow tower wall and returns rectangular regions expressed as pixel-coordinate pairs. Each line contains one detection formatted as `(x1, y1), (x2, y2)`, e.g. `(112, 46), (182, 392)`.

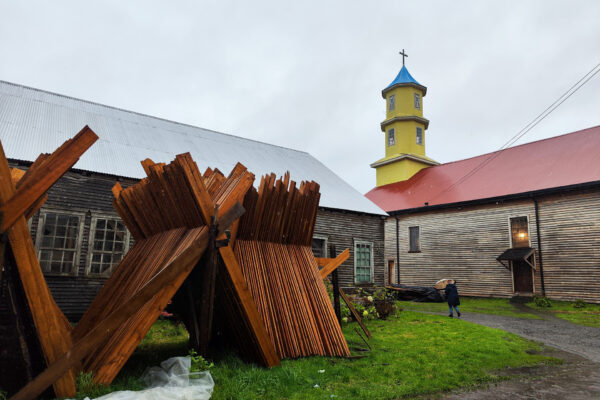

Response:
(383, 120), (426, 158)
(385, 86), (424, 119)
(376, 158), (429, 186)
(371, 68), (436, 187)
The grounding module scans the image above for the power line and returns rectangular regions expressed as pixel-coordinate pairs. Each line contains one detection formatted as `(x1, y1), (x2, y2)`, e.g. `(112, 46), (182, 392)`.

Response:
(428, 60), (600, 203)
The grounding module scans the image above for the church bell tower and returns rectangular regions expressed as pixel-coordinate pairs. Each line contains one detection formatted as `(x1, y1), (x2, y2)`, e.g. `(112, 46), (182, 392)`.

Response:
(371, 50), (438, 186)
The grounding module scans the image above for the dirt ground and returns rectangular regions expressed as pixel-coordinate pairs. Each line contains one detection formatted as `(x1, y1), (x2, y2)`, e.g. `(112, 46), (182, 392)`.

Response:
(437, 305), (600, 399)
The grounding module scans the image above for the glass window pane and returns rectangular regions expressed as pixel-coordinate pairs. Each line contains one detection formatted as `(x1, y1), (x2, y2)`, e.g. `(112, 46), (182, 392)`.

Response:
(50, 261), (62, 273)
(63, 251), (74, 263)
(54, 237), (65, 248)
(57, 215), (69, 226)
(41, 236), (53, 248)
(40, 250), (51, 262)
(90, 263), (99, 274)
(103, 240), (114, 252)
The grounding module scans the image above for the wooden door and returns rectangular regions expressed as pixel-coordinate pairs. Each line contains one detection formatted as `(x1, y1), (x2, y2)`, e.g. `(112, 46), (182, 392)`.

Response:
(512, 260), (533, 293)
(387, 260), (394, 285)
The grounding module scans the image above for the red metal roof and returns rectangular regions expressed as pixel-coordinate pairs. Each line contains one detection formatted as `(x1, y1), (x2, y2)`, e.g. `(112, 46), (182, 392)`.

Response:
(366, 126), (600, 212)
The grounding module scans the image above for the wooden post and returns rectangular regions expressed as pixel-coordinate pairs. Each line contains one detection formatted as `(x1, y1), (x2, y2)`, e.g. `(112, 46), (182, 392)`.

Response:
(185, 279), (201, 350)
(329, 244), (341, 323)
(198, 210), (219, 356)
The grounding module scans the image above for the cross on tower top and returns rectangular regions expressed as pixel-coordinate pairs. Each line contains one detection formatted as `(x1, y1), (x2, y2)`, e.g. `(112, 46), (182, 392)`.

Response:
(399, 49), (408, 66)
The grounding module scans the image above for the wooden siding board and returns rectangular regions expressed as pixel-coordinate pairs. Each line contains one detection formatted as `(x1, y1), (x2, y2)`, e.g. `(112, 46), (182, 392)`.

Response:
(537, 190), (600, 303)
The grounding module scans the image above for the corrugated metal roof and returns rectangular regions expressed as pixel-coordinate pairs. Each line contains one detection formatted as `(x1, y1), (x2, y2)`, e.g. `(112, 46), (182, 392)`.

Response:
(0, 80), (386, 215)
(366, 125), (600, 213)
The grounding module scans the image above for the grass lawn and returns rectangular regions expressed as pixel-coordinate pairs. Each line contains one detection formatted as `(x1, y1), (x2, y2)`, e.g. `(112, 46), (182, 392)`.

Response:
(526, 300), (600, 327)
(72, 312), (557, 400)
(396, 297), (541, 319)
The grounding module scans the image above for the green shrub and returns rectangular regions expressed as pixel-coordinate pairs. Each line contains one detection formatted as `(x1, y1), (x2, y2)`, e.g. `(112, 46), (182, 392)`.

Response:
(533, 295), (552, 308)
(0, 389), (6, 400)
(188, 349), (213, 372)
(573, 299), (586, 309)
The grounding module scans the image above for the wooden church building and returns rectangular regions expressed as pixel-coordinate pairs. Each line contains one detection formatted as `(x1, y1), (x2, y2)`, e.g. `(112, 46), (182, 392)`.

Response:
(0, 80), (386, 321)
(366, 60), (600, 303)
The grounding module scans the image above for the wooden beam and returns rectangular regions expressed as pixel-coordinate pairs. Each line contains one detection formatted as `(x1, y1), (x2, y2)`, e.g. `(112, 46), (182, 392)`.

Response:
(315, 257), (332, 267)
(9, 203), (245, 400)
(0, 126), (98, 233)
(318, 248), (349, 279)
(218, 245), (281, 367)
(0, 141), (77, 398)
(339, 288), (371, 339)
(329, 244), (341, 323)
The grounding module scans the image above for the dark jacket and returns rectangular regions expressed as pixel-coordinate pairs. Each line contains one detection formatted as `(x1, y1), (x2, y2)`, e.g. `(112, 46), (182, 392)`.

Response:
(445, 283), (460, 306)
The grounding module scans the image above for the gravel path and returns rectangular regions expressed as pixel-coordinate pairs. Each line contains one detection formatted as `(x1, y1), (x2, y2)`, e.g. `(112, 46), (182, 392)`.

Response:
(455, 306), (600, 363)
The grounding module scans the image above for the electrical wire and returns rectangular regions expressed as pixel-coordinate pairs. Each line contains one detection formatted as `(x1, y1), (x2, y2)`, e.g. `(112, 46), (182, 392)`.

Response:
(428, 60), (600, 203)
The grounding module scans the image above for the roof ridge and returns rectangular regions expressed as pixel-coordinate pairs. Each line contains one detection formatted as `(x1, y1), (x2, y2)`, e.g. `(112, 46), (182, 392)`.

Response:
(433, 124), (600, 168)
(0, 79), (311, 155)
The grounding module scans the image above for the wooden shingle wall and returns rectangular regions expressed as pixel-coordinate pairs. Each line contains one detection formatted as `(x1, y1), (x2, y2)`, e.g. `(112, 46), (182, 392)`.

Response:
(537, 190), (600, 302)
(383, 188), (600, 303)
(314, 208), (386, 290)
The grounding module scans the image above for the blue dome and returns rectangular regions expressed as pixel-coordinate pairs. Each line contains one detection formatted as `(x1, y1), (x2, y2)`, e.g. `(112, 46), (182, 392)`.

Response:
(386, 65), (421, 88)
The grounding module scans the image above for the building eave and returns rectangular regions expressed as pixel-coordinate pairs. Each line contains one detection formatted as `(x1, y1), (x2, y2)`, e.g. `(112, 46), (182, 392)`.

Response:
(370, 153), (439, 169)
(380, 116), (430, 131)
(381, 82), (427, 98)
(386, 180), (600, 216)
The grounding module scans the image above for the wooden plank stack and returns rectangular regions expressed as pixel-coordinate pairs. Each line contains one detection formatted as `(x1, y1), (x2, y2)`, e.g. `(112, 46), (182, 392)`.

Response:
(4, 136), (350, 398)
(233, 174), (351, 358)
(72, 154), (271, 385)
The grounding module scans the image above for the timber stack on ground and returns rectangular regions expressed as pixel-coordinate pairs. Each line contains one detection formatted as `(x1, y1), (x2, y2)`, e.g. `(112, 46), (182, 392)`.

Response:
(3, 141), (351, 398)
(232, 173), (351, 358)
(174, 171), (351, 361)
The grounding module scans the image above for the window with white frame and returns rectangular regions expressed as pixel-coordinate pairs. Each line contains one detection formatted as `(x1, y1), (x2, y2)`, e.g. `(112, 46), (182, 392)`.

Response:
(388, 94), (396, 111)
(36, 211), (84, 275)
(414, 93), (421, 109)
(416, 127), (423, 145)
(388, 128), (396, 147)
(311, 235), (328, 258)
(354, 241), (373, 284)
(87, 215), (130, 276)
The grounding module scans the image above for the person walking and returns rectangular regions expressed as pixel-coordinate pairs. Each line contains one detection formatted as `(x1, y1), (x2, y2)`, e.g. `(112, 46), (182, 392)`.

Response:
(445, 280), (461, 318)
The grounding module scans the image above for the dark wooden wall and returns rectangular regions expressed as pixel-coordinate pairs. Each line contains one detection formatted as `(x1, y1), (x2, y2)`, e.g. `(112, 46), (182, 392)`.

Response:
(383, 188), (600, 303)
(314, 208), (386, 290)
(6, 162), (137, 321)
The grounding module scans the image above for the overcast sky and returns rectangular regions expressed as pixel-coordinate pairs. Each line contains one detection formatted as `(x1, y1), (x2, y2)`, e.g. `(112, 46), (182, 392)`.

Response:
(1, 1), (599, 194)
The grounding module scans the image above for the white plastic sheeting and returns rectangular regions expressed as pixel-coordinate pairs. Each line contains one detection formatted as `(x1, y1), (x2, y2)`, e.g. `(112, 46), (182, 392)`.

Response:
(84, 357), (214, 400)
